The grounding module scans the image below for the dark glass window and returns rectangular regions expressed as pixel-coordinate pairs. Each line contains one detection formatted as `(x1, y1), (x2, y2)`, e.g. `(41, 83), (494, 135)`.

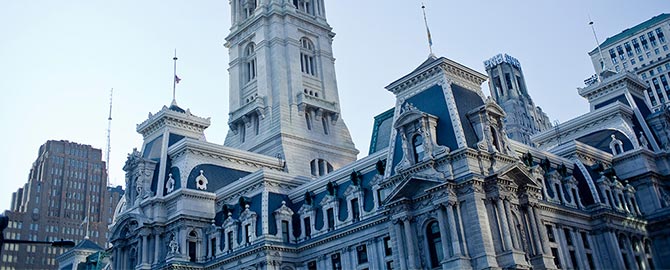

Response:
(412, 134), (424, 163)
(227, 231), (233, 250)
(581, 231), (590, 249)
(281, 220), (290, 243)
(304, 217), (311, 237)
(384, 236), (393, 256)
(426, 221), (444, 268)
(351, 198), (360, 221)
(327, 208), (335, 230)
(357, 245), (368, 264)
(308, 261), (317, 270)
(546, 225), (555, 242)
(331, 253), (342, 270)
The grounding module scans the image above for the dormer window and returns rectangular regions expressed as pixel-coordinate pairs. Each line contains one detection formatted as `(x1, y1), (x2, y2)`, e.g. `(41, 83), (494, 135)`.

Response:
(412, 134), (424, 163)
(300, 37), (317, 76)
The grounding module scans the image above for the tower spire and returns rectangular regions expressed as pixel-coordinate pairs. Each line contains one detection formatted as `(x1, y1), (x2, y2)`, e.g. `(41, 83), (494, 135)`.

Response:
(106, 88), (113, 187)
(588, 15), (608, 80)
(172, 49), (180, 105)
(421, 3), (434, 57)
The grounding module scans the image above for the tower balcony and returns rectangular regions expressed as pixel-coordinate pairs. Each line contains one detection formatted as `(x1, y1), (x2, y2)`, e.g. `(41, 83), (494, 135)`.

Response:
(296, 92), (339, 123)
(228, 95), (267, 133)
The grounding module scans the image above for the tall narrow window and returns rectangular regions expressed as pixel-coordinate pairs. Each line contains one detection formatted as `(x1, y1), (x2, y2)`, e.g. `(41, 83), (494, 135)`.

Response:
(326, 208), (335, 230)
(356, 244), (368, 264)
(210, 238), (216, 257)
(426, 221), (444, 268)
(244, 43), (257, 83)
(412, 134), (424, 163)
(227, 231), (233, 251)
(304, 217), (312, 237)
(351, 198), (360, 221)
(322, 116), (329, 134)
(300, 37), (317, 76)
(305, 111), (313, 130)
(331, 253), (342, 270)
(293, 0), (314, 15)
(245, 224), (251, 244)
(281, 220), (290, 243)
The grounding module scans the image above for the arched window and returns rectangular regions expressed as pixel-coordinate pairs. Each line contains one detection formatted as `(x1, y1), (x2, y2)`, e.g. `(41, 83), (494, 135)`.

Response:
(244, 42), (257, 83)
(310, 159), (333, 177)
(300, 37), (317, 76)
(188, 230), (198, 262)
(305, 111), (313, 130)
(128, 247), (137, 269)
(412, 134), (424, 163)
(426, 221), (443, 268)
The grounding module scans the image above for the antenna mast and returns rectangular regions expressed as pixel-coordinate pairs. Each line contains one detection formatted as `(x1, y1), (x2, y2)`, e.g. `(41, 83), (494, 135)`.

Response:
(106, 88), (113, 187)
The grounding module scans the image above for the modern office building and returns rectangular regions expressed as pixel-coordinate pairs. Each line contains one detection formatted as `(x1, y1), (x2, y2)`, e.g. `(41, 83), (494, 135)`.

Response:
(2, 140), (123, 269)
(484, 53), (552, 145)
(588, 13), (670, 110)
(95, 3), (670, 270)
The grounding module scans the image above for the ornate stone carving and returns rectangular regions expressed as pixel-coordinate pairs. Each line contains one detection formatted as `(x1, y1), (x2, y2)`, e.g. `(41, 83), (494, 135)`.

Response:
(195, 170), (208, 190)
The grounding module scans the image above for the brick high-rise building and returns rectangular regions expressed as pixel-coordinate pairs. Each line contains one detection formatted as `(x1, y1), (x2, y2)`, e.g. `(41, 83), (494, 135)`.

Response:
(1, 140), (123, 269)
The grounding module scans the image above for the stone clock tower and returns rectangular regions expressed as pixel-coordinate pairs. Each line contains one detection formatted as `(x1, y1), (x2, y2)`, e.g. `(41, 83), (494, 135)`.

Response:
(223, 0), (358, 177)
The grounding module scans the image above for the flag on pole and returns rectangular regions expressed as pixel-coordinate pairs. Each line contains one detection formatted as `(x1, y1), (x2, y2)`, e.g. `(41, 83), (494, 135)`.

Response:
(175, 75), (181, 84)
(80, 216), (88, 227)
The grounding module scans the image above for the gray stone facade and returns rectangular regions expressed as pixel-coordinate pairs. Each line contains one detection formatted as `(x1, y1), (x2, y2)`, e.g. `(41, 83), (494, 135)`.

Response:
(101, 2), (670, 270)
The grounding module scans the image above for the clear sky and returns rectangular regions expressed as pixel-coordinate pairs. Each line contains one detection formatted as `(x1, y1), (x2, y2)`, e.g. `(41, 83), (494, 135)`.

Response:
(1, 1), (668, 212)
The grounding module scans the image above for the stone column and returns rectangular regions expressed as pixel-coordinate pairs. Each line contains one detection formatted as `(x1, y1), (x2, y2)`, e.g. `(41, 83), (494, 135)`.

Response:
(504, 199), (519, 250)
(436, 205), (452, 258)
(340, 247), (352, 270)
(394, 221), (408, 270)
(113, 247), (119, 270)
(153, 234), (161, 264)
(531, 206), (550, 254)
(367, 238), (379, 269)
(142, 234), (149, 264)
(403, 218), (418, 269)
(526, 206), (542, 255)
(496, 199), (513, 251)
(455, 203), (468, 255)
(446, 203), (462, 256)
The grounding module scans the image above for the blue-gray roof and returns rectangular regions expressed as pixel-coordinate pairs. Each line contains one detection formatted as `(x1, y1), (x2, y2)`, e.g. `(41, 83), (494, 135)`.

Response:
(590, 13), (670, 55)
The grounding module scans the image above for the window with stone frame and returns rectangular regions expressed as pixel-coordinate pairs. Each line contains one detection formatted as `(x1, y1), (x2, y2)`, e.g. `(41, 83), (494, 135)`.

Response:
(222, 213), (239, 251)
(241, 0), (257, 19)
(244, 42), (257, 83)
(293, 0), (314, 15)
(300, 37), (317, 76)
(274, 201), (295, 243)
(426, 220), (444, 268)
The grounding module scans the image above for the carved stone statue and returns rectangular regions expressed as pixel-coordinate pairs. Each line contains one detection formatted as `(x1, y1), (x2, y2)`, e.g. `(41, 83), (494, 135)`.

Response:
(639, 131), (649, 149)
(168, 234), (180, 255)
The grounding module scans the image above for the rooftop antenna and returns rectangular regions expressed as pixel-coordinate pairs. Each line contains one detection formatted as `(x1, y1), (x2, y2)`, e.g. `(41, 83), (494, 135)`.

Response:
(421, 3), (434, 57)
(172, 49), (181, 106)
(588, 15), (608, 81)
(106, 88), (113, 187)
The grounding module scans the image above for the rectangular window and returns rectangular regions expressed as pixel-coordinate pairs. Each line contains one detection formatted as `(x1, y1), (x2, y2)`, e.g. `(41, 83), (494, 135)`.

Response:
(551, 248), (561, 269)
(326, 208), (335, 230)
(624, 42), (633, 57)
(587, 253), (595, 269)
(581, 231), (590, 249)
(245, 224), (251, 244)
(351, 198), (360, 221)
(633, 38), (642, 54)
(281, 220), (290, 243)
(546, 225), (555, 242)
(639, 55), (644, 62)
(655, 48), (661, 55)
(308, 261), (317, 270)
(304, 217), (312, 237)
(504, 73), (513, 90)
(384, 236), (393, 256)
(564, 228), (573, 246)
(649, 32), (658, 47)
(617, 45), (625, 60)
(357, 245), (368, 264)
(641, 35), (649, 50)
(569, 250), (578, 270)
(657, 28), (666, 43)
(210, 238), (216, 257)
(331, 253), (342, 270)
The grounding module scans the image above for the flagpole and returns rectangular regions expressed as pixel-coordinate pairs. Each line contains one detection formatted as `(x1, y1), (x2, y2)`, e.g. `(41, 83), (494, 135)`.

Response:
(588, 15), (607, 79)
(172, 49), (178, 104)
(421, 3), (434, 56)
(84, 204), (91, 240)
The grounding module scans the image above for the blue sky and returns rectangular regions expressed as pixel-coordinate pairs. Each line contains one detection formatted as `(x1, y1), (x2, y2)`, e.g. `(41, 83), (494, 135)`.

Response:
(1, 1), (668, 212)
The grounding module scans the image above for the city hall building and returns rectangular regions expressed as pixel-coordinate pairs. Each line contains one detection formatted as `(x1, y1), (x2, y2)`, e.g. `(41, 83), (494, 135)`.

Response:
(100, 2), (670, 270)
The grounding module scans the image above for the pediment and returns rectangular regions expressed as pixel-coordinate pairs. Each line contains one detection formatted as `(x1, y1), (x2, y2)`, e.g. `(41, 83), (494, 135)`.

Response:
(495, 163), (541, 189)
(383, 175), (441, 205)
